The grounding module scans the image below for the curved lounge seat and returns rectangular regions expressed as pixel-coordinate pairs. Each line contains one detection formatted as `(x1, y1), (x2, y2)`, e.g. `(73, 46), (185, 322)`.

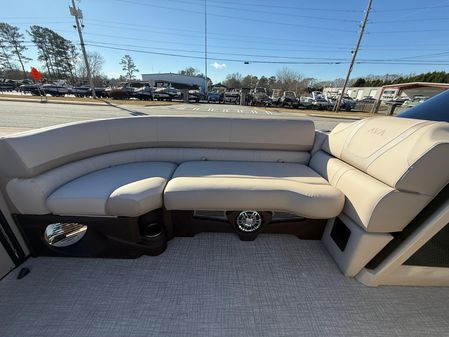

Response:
(164, 161), (345, 219)
(47, 162), (177, 217)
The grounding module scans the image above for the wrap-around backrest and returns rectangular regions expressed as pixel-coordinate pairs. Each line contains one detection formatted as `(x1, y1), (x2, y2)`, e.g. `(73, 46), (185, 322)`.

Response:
(1, 116), (316, 214)
(0, 116), (315, 179)
(310, 116), (449, 233)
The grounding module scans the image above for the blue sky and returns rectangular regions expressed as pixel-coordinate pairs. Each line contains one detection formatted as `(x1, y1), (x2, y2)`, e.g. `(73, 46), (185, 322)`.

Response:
(4, 0), (449, 83)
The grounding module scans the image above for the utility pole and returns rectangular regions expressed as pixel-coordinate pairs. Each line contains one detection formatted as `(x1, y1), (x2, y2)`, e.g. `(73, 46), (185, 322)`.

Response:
(204, 0), (208, 95)
(70, 0), (96, 98)
(334, 0), (372, 111)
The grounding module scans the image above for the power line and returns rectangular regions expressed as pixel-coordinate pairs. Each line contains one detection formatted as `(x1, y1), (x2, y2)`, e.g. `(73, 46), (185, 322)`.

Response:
(372, 17), (449, 23)
(86, 19), (355, 47)
(77, 29), (449, 53)
(85, 40), (351, 61)
(189, 0), (364, 13)
(85, 38), (449, 61)
(82, 32), (353, 54)
(109, 0), (357, 33)
(85, 22), (353, 49)
(368, 28), (449, 34)
(84, 43), (349, 64)
(165, 0), (360, 23)
(372, 3), (449, 12)
(84, 42), (449, 66)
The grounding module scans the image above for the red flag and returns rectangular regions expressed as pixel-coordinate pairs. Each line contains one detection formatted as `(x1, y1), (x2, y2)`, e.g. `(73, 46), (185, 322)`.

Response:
(30, 67), (41, 81)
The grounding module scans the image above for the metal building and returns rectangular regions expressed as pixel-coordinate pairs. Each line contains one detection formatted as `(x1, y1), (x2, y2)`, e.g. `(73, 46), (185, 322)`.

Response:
(141, 73), (206, 92)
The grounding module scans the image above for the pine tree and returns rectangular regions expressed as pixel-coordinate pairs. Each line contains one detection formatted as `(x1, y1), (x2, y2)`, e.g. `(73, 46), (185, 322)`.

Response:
(0, 23), (31, 78)
(120, 54), (139, 80)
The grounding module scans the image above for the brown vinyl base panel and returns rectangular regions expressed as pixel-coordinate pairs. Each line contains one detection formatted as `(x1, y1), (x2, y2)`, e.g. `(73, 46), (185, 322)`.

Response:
(13, 209), (326, 259)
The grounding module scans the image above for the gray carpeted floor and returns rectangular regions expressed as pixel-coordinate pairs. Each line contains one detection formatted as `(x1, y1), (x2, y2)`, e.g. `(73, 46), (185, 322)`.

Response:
(1, 233), (449, 337)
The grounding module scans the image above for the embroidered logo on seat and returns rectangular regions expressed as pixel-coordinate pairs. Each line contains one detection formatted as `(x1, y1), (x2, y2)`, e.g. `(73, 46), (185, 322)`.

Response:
(367, 127), (386, 136)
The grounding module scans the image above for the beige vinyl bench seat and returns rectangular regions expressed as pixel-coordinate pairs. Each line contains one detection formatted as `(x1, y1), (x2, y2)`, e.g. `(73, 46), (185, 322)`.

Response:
(164, 161), (345, 219)
(47, 162), (177, 217)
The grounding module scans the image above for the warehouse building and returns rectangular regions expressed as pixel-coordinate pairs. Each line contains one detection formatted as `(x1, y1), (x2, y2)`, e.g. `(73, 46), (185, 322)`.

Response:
(324, 82), (449, 102)
(376, 82), (449, 101)
(141, 73), (206, 92)
(323, 86), (381, 100)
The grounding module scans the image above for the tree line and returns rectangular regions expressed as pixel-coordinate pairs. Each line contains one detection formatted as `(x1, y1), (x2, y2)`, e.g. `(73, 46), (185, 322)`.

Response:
(222, 68), (329, 96)
(352, 71), (449, 87)
(0, 22), (105, 84)
(1, 22), (448, 90)
(0, 22), (140, 85)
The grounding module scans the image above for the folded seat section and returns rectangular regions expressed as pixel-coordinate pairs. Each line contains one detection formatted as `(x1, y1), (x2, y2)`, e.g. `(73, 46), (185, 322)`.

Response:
(46, 162), (177, 216)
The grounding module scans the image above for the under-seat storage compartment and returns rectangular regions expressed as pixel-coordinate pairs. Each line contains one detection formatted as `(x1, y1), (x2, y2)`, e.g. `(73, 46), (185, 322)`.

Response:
(322, 214), (393, 277)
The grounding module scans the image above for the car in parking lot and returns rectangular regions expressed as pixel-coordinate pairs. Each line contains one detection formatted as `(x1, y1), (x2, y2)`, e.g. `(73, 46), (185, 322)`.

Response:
(207, 91), (224, 103)
(357, 95), (376, 103)
(279, 91), (299, 108)
(248, 87), (270, 106)
(188, 89), (204, 103)
(224, 90), (240, 104)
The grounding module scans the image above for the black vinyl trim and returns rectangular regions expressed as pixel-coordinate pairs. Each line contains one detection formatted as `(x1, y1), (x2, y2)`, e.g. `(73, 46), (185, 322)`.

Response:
(0, 211), (26, 265)
(330, 217), (351, 251)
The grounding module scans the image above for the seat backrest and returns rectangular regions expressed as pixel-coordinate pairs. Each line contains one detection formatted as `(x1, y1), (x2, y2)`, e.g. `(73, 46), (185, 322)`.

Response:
(0, 115), (315, 179)
(310, 116), (449, 233)
(6, 147), (309, 214)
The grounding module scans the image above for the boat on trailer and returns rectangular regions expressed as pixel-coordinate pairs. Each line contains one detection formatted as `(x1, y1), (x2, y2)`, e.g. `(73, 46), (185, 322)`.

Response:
(0, 91), (449, 336)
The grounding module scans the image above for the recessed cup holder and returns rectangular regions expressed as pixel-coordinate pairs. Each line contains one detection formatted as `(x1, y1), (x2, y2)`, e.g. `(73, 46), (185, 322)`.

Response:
(143, 223), (163, 238)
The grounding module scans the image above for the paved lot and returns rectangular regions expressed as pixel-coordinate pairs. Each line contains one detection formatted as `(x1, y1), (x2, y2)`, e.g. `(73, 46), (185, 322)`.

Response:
(0, 101), (359, 136)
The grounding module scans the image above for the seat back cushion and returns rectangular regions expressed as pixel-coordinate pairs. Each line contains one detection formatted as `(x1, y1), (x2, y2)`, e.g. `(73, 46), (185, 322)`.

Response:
(0, 116), (315, 179)
(310, 116), (449, 233)
(322, 116), (449, 195)
(7, 147), (309, 215)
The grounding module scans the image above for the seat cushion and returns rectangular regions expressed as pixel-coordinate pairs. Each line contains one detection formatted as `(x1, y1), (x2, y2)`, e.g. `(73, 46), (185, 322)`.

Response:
(164, 161), (344, 219)
(47, 162), (177, 216)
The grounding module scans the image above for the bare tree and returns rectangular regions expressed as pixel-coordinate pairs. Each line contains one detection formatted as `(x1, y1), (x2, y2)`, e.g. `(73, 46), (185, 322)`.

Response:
(332, 78), (346, 87)
(78, 51), (105, 85)
(275, 67), (302, 94)
(241, 75), (258, 89)
(178, 67), (198, 76)
(223, 72), (243, 88)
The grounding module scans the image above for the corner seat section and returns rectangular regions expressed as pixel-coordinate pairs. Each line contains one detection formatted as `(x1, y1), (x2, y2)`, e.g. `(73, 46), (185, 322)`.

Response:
(46, 162), (177, 217)
(163, 161), (345, 219)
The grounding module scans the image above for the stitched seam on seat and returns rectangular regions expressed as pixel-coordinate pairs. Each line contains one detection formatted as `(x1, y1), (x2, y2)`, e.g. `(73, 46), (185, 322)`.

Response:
(362, 121), (433, 171)
(339, 119), (371, 158)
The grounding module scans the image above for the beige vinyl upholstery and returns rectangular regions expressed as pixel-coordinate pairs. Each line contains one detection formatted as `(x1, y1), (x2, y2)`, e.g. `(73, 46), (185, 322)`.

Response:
(2, 114), (448, 233)
(7, 147), (308, 215)
(310, 116), (449, 233)
(0, 116), (314, 178)
(2, 116), (315, 217)
(164, 161), (345, 219)
(47, 162), (176, 217)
